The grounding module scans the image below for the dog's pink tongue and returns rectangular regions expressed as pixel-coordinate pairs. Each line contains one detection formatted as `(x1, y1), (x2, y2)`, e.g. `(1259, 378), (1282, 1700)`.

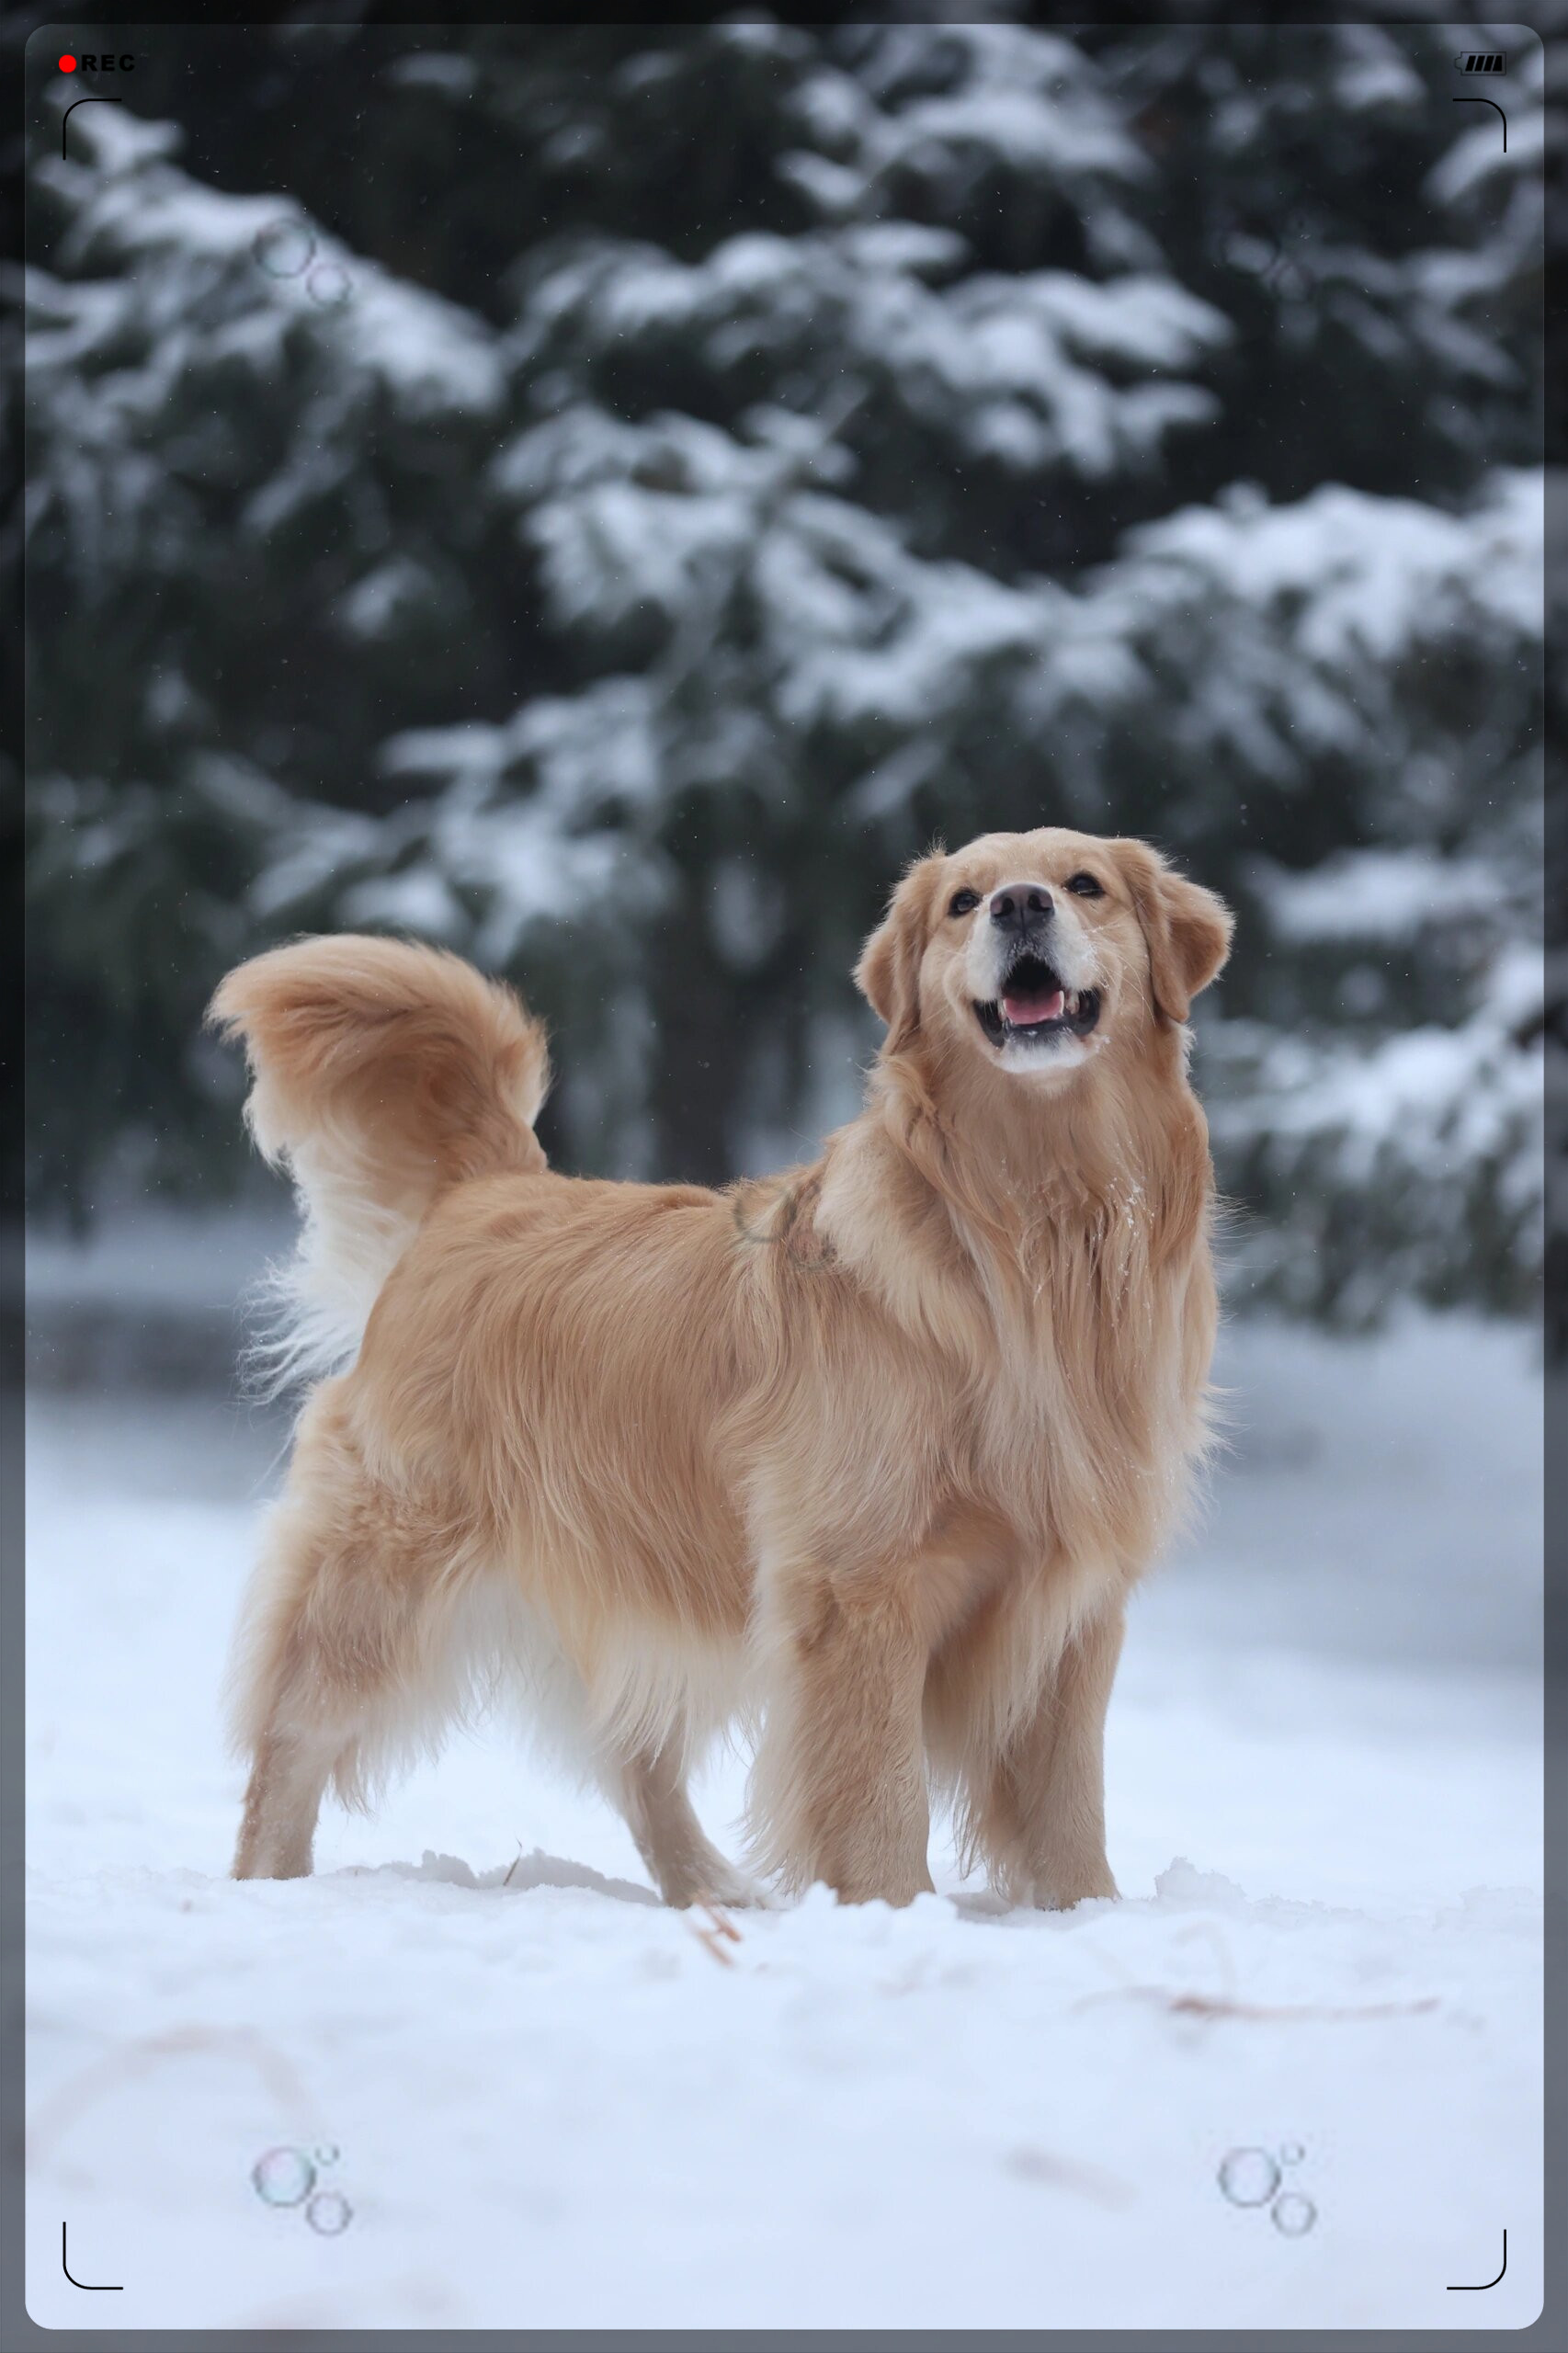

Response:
(1003, 984), (1064, 1026)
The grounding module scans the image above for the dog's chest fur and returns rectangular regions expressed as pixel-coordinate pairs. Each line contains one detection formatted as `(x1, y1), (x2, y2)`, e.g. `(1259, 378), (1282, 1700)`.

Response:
(957, 1199), (1205, 1578)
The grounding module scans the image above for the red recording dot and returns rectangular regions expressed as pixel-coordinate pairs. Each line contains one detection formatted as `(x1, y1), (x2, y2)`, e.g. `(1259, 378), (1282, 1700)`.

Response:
(59, 54), (76, 72)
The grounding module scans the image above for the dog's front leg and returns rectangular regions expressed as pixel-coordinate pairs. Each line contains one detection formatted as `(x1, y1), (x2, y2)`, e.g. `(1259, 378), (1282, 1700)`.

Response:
(973, 1599), (1124, 1910)
(747, 1570), (935, 1907)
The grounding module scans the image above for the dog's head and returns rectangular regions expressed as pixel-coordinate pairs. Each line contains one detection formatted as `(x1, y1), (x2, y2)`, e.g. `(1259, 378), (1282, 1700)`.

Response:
(855, 829), (1233, 1086)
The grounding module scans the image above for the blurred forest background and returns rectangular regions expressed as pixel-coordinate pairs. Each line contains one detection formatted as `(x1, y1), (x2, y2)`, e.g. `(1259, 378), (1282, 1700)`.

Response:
(13, 11), (1555, 1335)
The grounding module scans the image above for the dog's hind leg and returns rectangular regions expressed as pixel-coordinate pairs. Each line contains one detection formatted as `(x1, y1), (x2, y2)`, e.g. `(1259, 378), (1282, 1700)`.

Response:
(230, 1483), (353, 1881)
(229, 1385), (482, 1881)
(234, 1720), (338, 1882)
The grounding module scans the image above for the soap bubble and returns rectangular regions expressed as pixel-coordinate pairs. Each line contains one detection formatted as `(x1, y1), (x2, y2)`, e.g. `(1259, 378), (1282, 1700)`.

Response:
(252, 2146), (315, 2208)
(254, 222), (313, 279)
(306, 262), (352, 310)
(1279, 2141), (1305, 2165)
(314, 2143), (340, 2165)
(305, 2189), (353, 2236)
(1217, 2147), (1279, 2208)
(1272, 2191), (1317, 2237)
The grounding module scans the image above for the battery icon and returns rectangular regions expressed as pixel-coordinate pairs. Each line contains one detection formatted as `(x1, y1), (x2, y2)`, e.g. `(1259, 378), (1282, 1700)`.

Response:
(1456, 51), (1506, 73)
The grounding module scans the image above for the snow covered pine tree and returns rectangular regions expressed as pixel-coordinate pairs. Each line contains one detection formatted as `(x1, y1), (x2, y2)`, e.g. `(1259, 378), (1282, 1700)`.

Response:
(21, 20), (1545, 1325)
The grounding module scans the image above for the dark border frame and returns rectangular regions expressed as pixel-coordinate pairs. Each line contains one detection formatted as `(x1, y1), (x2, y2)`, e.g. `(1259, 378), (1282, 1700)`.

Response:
(9, 6), (1556, 2345)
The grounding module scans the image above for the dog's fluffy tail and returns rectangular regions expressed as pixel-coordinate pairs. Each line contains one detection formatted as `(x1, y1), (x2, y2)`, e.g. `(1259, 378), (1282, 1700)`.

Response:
(209, 934), (551, 1395)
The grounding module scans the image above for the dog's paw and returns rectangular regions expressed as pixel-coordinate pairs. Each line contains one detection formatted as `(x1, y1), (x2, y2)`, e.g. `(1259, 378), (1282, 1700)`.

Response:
(655, 1852), (771, 1910)
(688, 1866), (771, 1912)
(1030, 1869), (1118, 1911)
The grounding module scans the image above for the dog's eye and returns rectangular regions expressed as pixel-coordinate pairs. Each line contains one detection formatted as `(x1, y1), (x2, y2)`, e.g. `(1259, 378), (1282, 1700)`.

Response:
(1065, 872), (1104, 899)
(948, 889), (981, 917)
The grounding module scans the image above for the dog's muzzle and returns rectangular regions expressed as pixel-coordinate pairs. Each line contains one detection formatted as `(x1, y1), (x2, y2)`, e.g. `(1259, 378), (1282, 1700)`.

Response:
(973, 884), (1100, 1047)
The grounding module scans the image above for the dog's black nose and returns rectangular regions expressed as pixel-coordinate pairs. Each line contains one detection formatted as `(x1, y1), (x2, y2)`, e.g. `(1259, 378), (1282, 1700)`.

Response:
(989, 882), (1053, 928)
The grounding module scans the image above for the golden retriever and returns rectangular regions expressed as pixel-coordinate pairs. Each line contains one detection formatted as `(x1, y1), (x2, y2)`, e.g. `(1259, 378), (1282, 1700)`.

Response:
(210, 827), (1232, 1910)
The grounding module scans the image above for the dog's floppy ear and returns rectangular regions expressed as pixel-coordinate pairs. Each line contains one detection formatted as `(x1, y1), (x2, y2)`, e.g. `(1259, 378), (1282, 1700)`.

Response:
(855, 854), (943, 1052)
(1114, 840), (1233, 1024)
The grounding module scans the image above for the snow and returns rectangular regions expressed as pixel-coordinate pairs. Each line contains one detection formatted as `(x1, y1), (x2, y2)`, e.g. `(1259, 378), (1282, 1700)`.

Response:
(1256, 847), (1505, 944)
(886, 87), (1133, 178)
(1330, 28), (1426, 115)
(515, 230), (1224, 483)
(895, 271), (1226, 474)
(1257, 1025), (1535, 1167)
(1119, 472), (1542, 666)
(333, 555), (439, 643)
(26, 1296), (1542, 2328)
(849, 22), (1142, 188)
(38, 98), (505, 425)
(1206, 938), (1543, 1208)
(337, 867), (465, 942)
(1426, 106), (1547, 208)
(384, 52), (477, 99)
(834, 222), (969, 280)
(529, 480), (755, 631)
(253, 707), (667, 970)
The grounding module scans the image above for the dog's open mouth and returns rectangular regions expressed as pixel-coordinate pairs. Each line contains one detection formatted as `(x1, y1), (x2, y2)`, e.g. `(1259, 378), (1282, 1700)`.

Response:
(975, 955), (1101, 1047)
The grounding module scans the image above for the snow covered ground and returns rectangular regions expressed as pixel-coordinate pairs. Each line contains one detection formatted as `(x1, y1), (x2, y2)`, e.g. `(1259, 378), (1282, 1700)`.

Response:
(25, 1252), (1543, 2329)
